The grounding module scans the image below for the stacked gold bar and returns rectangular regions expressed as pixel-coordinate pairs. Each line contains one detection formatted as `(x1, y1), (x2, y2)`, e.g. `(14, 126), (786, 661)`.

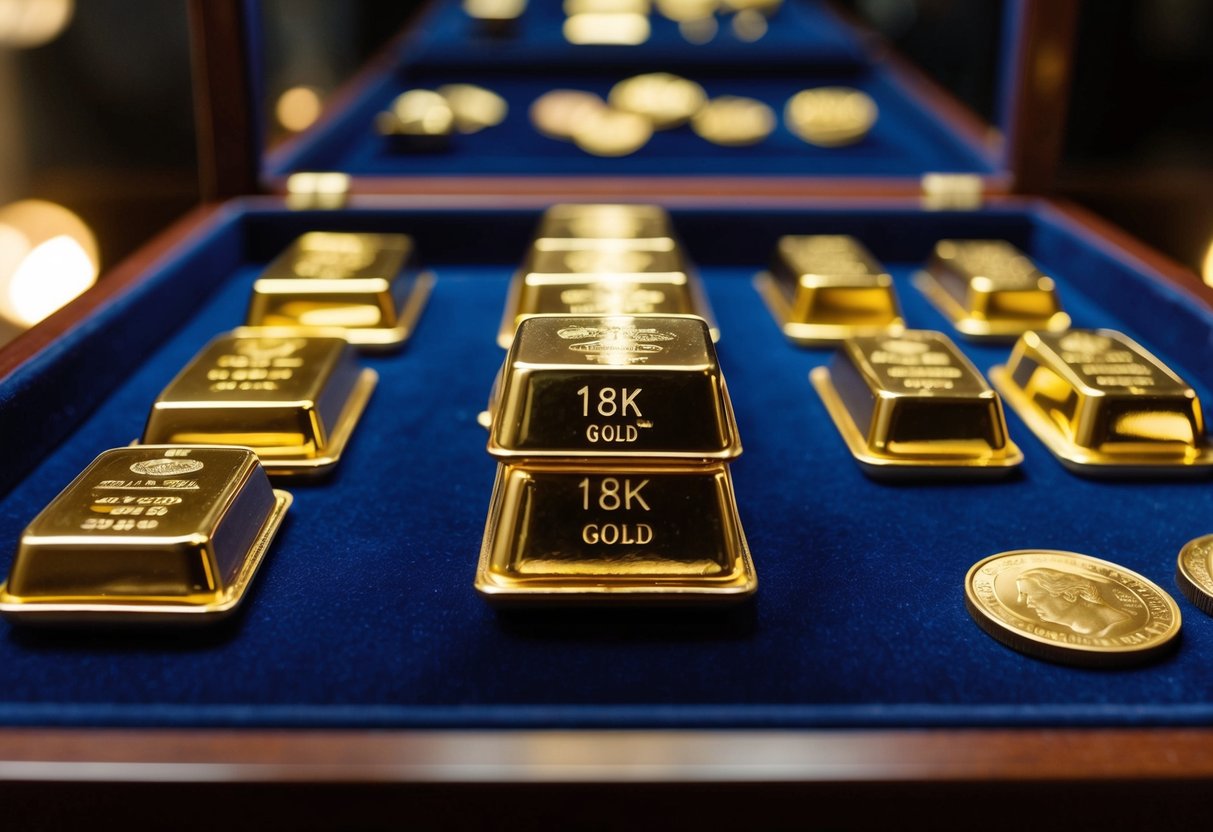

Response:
(498, 204), (718, 347)
(480, 205), (753, 604)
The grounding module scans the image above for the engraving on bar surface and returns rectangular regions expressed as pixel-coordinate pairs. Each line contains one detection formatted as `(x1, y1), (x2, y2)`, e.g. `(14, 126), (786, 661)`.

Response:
(859, 335), (985, 395)
(521, 247), (689, 282)
(264, 232), (410, 281)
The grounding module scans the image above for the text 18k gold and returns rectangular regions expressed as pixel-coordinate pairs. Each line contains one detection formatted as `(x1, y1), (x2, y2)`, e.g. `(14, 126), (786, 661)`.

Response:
(990, 329), (1213, 475)
(140, 333), (376, 478)
(0, 447), (291, 625)
(914, 240), (1069, 340)
(756, 234), (903, 345)
(245, 232), (433, 349)
(811, 330), (1021, 477)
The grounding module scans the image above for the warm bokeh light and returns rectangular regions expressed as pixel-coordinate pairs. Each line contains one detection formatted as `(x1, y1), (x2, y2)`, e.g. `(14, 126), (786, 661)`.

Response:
(731, 8), (768, 41)
(1203, 239), (1213, 287)
(0, 200), (99, 328)
(275, 86), (324, 133)
(0, 0), (73, 48)
(563, 12), (651, 44)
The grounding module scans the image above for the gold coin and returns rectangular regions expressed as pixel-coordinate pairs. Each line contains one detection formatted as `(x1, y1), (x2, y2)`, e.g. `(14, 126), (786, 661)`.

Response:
(965, 549), (1181, 667)
(571, 107), (652, 156)
(691, 96), (774, 146)
(378, 89), (455, 137)
(530, 89), (608, 141)
(785, 86), (878, 147)
(437, 84), (508, 133)
(608, 72), (707, 129)
(655, 0), (717, 21)
(1176, 534), (1213, 616)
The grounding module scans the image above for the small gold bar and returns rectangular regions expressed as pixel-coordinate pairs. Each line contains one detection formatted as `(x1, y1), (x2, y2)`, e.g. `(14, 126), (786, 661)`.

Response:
(140, 333), (376, 478)
(245, 232), (433, 350)
(476, 460), (755, 605)
(488, 314), (740, 459)
(990, 329), (1213, 475)
(914, 239), (1070, 340)
(535, 203), (675, 247)
(755, 234), (904, 345)
(0, 447), (291, 625)
(811, 330), (1022, 478)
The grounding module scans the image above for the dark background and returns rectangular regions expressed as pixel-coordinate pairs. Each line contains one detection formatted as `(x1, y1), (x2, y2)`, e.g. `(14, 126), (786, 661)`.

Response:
(1, 0), (1209, 283)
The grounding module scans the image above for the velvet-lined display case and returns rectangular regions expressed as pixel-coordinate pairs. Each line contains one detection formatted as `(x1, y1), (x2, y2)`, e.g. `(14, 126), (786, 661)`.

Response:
(3, 1), (1213, 827)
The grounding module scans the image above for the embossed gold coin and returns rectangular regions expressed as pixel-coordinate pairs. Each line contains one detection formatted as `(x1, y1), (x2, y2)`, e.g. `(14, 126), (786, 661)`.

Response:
(437, 83), (508, 133)
(530, 89), (608, 141)
(571, 106), (653, 156)
(965, 550), (1181, 667)
(608, 72), (707, 129)
(785, 86), (878, 147)
(691, 96), (774, 146)
(1176, 534), (1213, 616)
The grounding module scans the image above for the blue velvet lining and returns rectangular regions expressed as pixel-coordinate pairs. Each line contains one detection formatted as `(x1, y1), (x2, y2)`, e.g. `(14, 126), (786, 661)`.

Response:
(2, 200), (1212, 730)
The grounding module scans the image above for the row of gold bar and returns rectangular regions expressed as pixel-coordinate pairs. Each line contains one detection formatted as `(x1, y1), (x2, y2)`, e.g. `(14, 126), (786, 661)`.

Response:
(478, 205), (755, 605)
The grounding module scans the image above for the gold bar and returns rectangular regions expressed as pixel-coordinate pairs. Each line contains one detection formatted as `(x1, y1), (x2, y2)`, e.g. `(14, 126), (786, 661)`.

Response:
(536, 203), (674, 243)
(0, 447), (291, 625)
(140, 333), (376, 478)
(245, 232), (433, 350)
(488, 314), (740, 459)
(914, 239), (1070, 340)
(811, 329), (1021, 478)
(990, 329), (1213, 475)
(476, 460), (755, 605)
(755, 234), (904, 345)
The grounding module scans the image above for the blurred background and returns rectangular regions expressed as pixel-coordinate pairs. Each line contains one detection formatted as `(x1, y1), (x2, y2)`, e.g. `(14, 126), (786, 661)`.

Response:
(0, 0), (1209, 346)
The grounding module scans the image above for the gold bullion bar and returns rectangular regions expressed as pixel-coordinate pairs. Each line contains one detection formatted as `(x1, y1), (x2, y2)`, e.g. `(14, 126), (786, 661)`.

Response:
(755, 234), (904, 345)
(989, 329), (1213, 475)
(140, 333), (376, 478)
(498, 244), (718, 346)
(811, 329), (1021, 478)
(488, 314), (740, 459)
(245, 232), (433, 350)
(536, 203), (674, 243)
(913, 239), (1069, 340)
(475, 460), (755, 605)
(0, 447), (291, 625)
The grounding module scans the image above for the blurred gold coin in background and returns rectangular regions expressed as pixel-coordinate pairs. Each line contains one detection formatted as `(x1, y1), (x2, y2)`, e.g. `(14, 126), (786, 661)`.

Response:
(571, 107), (653, 156)
(376, 89), (455, 137)
(530, 90), (608, 140)
(691, 95), (775, 146)
(785, 86), (878, 147)
(437, 84), (508, 133)
(609, 72), (707, 129)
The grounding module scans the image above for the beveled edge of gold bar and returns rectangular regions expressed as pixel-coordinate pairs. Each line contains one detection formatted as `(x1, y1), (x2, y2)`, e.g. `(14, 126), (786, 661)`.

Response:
(474, 462), (757, 606)
(753, 271), (905, 346)
(911, 268), (1070, 341)
(241, 269), (435, 351)
(988, 363), (1213, 477)
(0, 489), (292, 626)
(810, 366), (1022, 479)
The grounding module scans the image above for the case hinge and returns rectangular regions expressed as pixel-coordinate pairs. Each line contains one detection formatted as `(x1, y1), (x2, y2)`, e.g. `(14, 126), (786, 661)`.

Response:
(920, 173), (984, 210)
(286, 172), (351, 210)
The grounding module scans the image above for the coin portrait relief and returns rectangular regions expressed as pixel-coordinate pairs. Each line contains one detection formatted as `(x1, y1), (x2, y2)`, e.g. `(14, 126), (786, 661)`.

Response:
(1014, 568), (1134, 638)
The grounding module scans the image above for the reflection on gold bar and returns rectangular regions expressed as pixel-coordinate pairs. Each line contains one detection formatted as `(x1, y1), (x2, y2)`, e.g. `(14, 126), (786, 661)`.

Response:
(0, 447), (291, 624)
(756, 234), (903, 345)
(537, 203), (673, 242)
(141, 334), (376, 478)
(914, 240), (1069, 340)
(522, 246), (691, 281)
(488, 314), (740, 459)
(476, 460), (755, 604)
(990, 329), (1213, 475)
(811, 330), (1021, 478)
(245, 232), (433, 350)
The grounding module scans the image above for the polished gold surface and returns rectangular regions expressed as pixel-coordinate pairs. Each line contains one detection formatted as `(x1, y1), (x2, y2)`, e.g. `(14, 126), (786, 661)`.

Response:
(1176, 534), (1213, 616)
(476, 460), (755, 604)
(608, 73), (707, 129)
(0, 447), (291, 624)
(691, 96), (775, 146)
(521, 245), (692, 280)
(140, 334), (375, 478)
(914, 240), (1070, 340)
(965, 549), (1181, 667)
(535, 203), (674, 242)
(375, 89), (455, 147)
(785, 86), (878, 147)
(436, 84), (508, 133)
(489, 314), (739, 458)
(811, 330), (1021, 477)
(756, 234), (904, 345)
(245, 232), (433, 350)
(990, 329), (1213, 475)
(571, 106), (653, 156)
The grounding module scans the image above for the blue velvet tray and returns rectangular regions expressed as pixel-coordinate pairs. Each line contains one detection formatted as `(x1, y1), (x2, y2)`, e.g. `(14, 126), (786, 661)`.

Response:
(2, 198), (1211, 730)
